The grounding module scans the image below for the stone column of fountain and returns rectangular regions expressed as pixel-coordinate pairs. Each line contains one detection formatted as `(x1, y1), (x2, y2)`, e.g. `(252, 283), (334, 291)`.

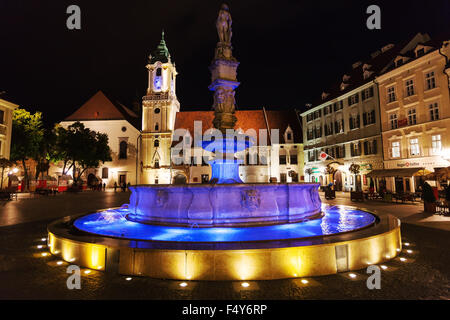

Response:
(203, 3), (251, 184)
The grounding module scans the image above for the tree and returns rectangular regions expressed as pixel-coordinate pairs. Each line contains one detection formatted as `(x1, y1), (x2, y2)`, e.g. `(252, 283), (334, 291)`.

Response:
(10, 108), (44, 191)
(305, 168), (313, 182)
(0, 158), (14, 189)
(349, 163), (361, 191)
(61, 122), (112, 183)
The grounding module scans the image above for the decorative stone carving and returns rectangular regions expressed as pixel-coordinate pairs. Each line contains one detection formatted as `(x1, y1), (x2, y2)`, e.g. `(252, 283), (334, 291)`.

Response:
(241, 189), (261, 211)
(155, 189), (168, 207)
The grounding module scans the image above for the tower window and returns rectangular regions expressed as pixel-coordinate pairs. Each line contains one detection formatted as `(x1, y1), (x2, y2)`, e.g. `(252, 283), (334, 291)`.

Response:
(155, 160), (160, 168)
(156, 68), (162, 76)
(154, 140), (159, 148)
(119, 141), (127, 159)
(155, 123), (159, 131)
(154, 108), (160, 114)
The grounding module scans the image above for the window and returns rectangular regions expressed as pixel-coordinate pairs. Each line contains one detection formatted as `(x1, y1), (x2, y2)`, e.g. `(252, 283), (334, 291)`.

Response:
(101, 168), (109, 179)
(349, 113), (360, 130)
(389, 113), (398, 129)
(350, 142), (362, 156)
(154, 140), (159, 147)
(410, 138), (420, 156)
(416, 48), (425, 57)
(333, 101), (344, 111)
(306, 113), (313, 122)
(405, 79), (415, 96)
(324, 121), (333, 136)
(290, 154), (298, 165)
(425, 71), (436, 90)
(348, 93), (359, 106)
(154, 123), (159, 131)
(119, 141), (127, 159)
(307, 126), (314, 140)
(407, 108), (417, 125)
(391, 141), (400, 158)
(0, 110), (5, 124)
(154, 108), (160, 114)
(334, 118), (344, 134)
(432, 135), (442, 154)
(364, 140), (377, 155)
(308, 151), (315, 162)
(279, 154), (287, 165)
(361, 87), (374, 101)
(363, 110), (376, 126)
(387, 86), (396, 103)
(314, 124), (322, 138)
(154, 68), (162, 90)
(429, 103), (439, 121)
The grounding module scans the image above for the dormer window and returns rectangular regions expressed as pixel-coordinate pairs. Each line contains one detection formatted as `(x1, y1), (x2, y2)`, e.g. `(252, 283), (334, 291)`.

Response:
(416, 48), (425, 57)
(284, 125), (294, 143)
(363, 70), (374, 80)
(342, 74), (351, 82)
(340, 82), (349, 91)
(396, 59), (403, 67)
(321, 92), (329, 100)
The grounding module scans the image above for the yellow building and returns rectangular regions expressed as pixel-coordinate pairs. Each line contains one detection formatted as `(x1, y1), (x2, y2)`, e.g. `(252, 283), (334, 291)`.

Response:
(376, 33), (450, 192)
(0, 97), (18, 160)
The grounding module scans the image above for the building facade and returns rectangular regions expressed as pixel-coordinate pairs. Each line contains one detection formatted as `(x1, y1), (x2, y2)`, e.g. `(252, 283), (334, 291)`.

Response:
(377, 33), (450, 192)
(300, 42), (404, 192)
(59, 90), (140, 187)
(0, 97), (18, 160)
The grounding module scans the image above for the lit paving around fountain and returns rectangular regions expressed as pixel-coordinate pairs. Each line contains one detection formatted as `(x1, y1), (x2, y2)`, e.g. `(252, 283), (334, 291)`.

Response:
(47, 5), (401, 280)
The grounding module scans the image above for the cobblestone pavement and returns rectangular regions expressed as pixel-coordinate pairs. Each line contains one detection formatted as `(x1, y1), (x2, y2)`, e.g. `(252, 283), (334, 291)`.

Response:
(0, 191), (449, 299)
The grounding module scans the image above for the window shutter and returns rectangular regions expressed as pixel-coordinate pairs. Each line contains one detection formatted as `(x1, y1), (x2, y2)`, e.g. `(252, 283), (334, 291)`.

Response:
(349, 117), (353, 129)
(371, 110), (375, 124)
(358, 141), (362, 155)
(369, 86), (374, 97)
(364, 141), (368, 155)
(373, 140), (377, 154)
(363, 112), (367, 126)
(356, 115), (360, 128)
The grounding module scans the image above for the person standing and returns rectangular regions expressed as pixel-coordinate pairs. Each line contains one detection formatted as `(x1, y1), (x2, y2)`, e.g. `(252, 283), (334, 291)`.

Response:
(113, 182), (117, 192)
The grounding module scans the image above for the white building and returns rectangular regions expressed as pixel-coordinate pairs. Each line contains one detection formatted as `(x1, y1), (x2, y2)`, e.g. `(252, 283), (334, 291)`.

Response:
(59, 90), (140, 187)
(0, 97), (18, 160)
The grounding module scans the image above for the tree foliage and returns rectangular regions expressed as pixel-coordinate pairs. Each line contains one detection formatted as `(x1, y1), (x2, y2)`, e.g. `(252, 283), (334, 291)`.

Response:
(10, 108), (44, 190)
(53, 122), (112, 183)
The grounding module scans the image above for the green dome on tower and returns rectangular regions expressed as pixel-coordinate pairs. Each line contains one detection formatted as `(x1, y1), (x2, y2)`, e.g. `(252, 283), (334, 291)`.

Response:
(149, 30), (171, 64)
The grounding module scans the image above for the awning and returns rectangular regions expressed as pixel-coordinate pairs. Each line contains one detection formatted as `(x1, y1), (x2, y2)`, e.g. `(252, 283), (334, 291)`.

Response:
(366, 168), (432, 178)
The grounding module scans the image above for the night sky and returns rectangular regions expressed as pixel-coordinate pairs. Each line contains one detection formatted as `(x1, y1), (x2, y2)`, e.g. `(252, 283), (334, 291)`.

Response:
(0, 0), (449, 126)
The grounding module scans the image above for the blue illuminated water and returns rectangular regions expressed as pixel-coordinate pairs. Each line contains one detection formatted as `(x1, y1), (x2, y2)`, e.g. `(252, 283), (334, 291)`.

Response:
(73, 204), (376, 242)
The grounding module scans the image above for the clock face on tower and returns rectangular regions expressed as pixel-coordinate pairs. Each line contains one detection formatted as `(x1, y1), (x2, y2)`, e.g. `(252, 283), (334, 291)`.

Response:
(154, 76), (162, 90)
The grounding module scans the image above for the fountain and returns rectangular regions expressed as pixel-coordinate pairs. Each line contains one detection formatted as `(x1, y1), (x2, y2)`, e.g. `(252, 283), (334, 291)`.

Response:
(47, 5), (401, 280)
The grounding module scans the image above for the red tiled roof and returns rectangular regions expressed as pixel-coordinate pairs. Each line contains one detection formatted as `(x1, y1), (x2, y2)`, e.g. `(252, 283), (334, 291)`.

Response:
(173, 109), (302, 145)
(64, 90), (139, 128)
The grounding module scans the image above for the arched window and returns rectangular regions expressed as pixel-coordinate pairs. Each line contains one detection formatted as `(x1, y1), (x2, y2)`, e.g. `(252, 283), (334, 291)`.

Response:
(119, 141), (127, 159)
(155, 122), (159, 131)
(154, 140), (159, 148)
(155, 160), (160, 168)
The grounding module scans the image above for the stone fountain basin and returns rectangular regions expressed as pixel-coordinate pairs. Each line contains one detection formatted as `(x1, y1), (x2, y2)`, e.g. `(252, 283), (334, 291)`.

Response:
(126, 183), (322, 227)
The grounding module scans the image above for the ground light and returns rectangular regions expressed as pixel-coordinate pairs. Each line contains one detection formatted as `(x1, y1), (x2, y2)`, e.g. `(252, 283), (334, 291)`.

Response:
(179, 282), (188, 287)
(41, 252), (48, 257)
(84, 270), (91, 274)
(404, 242), (410, 246)
(241, 282), (250, 288)
(407, 249), (413, 254)
(125, 277), (132, 281)
(380, 265), (388, 270)
(348, 273), (357, 278)
(400, 257), (407, 262)
(301, 279), (309, 284)
(56, 261), (63, 265)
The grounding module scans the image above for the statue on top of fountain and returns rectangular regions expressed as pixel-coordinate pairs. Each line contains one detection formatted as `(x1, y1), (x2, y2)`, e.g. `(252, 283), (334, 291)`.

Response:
(214, 4), (236, 61)
(216, 4), (232, 44)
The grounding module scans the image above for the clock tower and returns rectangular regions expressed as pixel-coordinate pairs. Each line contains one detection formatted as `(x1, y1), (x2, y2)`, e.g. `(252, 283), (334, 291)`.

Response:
(140, 31), (180, 184)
